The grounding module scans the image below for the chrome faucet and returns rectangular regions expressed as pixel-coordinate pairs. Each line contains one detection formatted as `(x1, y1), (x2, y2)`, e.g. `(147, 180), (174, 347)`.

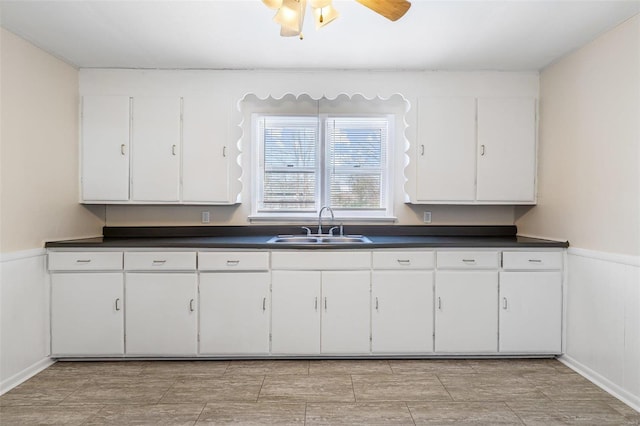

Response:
(317, 206), (335, 235)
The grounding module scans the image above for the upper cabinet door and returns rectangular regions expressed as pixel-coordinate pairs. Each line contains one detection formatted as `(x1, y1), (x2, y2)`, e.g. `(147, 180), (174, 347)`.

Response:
(182, 97), (231, 203)
(81, 96), (130, 202)
(416, 97), (476, 202)
(131, 97), (182, 202)
(476, 98), (536, 202)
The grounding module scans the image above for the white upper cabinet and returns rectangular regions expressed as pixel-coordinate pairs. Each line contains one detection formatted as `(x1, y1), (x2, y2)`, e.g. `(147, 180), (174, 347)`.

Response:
(80, 93), (234, 204)
(416, 97), (477, 202)
(476, 97), (536, 202)
(81, 96), (130, 202)
(131, 97), (182, 202)
(182, 97), (231, 203)
(414, 96), (537, 204)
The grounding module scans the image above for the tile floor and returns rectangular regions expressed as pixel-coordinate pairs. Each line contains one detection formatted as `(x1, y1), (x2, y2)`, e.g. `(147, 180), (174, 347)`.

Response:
(1, 359), (638, 425)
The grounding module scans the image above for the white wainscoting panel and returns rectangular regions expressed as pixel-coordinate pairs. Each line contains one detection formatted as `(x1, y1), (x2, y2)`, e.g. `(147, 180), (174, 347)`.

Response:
(561, 248), (640, 411)
(0, 249), (54, 394)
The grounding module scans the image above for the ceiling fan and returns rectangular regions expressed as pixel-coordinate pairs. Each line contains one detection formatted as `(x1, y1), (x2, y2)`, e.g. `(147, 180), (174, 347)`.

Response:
(262, 0), (412, 39)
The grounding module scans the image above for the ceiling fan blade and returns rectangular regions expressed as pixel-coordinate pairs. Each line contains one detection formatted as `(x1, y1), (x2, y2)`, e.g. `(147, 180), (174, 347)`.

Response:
(355, 0), (411, 22)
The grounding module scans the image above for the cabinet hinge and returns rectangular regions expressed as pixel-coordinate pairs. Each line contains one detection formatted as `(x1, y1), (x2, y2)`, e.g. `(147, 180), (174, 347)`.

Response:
(369, 335), (372, 342)
(197, 334), (200, 342)
(269, 333), (272, 342)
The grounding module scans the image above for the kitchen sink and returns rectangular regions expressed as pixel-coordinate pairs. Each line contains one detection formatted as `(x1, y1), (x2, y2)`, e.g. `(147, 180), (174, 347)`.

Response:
(267, 235), (372, 244)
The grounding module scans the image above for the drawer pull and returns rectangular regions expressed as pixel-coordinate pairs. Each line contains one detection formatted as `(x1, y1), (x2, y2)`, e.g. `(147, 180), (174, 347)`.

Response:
(397, 259), (411, 265)
(115, 298), (121, 311)
(502, 297), (508, 309)
(226, 260), (240, 266)
(462, 259), (476, 263)
(528, 259), (542, 263)
(262, 297), (266, 311)
(189, 299), (195, 312)
(152, 260), (167, 265)
(76, 259), (92, 263)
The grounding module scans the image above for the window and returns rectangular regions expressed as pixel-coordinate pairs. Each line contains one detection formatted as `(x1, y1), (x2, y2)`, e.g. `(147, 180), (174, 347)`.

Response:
(253, 114), (393, 219)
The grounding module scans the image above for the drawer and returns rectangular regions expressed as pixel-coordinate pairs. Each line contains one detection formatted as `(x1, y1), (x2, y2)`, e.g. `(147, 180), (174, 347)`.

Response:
(372, 251), (434, 269)
(271, 251), (371, 270)
(48, 252), (123, 271)
(502, 251), (563, 270)
(198, 252), (269, 271)
(124, 252), (196, 271)
(437, 251), (499, 269)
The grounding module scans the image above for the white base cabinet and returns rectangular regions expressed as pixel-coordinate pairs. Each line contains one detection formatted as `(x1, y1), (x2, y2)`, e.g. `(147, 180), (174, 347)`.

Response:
(271, 270), (370, 355)
(271, 271), (321, 354)
(199, 272), (270, 355)
(48, 248), (563, 358)
(125, 273), (198, 356)
(372, 271), (434, 353)
(499, 271), (562, 354)
(51, 273), (124, 356)
(435, 271), (499, 353)
(320, 271), (371, 354)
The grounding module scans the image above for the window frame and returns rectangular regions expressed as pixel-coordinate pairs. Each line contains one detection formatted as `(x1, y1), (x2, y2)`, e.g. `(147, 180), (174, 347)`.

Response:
(251, 112), (395, 221)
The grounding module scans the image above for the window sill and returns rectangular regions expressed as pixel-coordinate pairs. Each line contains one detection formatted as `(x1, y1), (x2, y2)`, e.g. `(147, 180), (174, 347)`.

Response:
(248, 215), (398, 224)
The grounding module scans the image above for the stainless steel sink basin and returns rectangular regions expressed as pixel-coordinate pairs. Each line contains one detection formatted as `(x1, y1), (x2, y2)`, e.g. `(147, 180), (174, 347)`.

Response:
(267, 235), (372, 244)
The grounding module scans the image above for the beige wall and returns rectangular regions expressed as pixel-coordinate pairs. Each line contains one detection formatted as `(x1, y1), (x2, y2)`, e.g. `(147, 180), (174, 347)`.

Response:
(0, 29), (105, 253)
(516, 15), (640, 256)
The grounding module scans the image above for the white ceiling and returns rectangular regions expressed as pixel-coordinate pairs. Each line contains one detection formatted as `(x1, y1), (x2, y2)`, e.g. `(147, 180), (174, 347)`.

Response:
(1, 0), (638, 71)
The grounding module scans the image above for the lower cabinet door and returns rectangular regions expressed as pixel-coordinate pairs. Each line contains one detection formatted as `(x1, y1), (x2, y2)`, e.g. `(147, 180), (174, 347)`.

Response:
(372, 271), (434, 353)
(321, 271), (371, 354)
(499, 271), (562, 354)
(271, 271), (321, 354)
(435, 271), (498, 353)
(51, 273), (124, 356)
(199, 272), (270, 354)
(125, 273), (198, 356)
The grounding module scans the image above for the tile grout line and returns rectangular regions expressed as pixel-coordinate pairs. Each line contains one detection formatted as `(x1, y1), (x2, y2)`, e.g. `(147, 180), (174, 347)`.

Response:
(156, 378), (179, 405)
(256, 375), (266, 403)
(350, 374), (357, 403)
(504, 401), (528, 425)
(435, 374), (456, 402)
(193, 402), (208, 425)
(405, 401), (418, 426)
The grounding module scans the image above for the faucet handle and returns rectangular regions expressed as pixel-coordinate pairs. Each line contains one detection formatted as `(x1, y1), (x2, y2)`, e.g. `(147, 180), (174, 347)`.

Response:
(328, 226), (339, 236)
(301, 227), (312, 236)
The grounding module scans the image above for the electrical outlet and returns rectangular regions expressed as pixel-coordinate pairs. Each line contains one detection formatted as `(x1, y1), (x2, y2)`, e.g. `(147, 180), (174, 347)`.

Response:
(423, 211), (432, 223)
(201, 211), (210, 224)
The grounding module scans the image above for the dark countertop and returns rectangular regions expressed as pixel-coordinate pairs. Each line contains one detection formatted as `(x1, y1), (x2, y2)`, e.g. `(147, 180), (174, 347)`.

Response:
(46, 226), (568, 249)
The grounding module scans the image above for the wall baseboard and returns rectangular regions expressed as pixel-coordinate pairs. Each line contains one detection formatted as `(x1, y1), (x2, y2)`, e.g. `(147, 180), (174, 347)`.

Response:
(0, 357), (54, 395)
(560, 354), (640, 413)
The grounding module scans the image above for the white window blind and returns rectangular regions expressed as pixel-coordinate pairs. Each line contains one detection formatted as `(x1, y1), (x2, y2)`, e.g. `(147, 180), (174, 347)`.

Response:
(326, 117), (388, 210)
(253, 113), (393, 219)
(258, 116), (318, 211)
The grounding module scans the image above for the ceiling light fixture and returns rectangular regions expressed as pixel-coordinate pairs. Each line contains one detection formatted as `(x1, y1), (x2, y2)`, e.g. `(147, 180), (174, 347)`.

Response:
(263, 0), (338, 40)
